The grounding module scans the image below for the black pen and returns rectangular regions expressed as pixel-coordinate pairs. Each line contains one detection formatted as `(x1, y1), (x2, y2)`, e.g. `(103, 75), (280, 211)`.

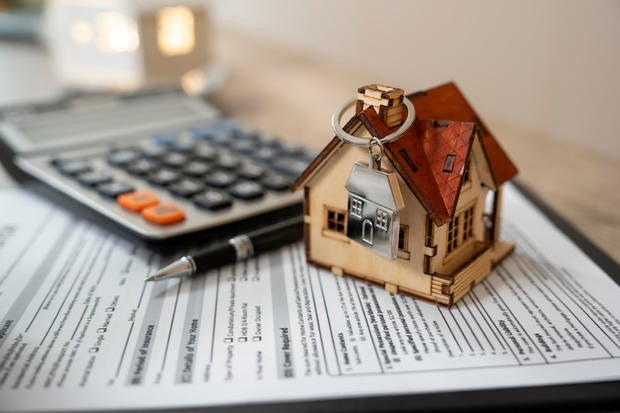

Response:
(145, 216), (304, 281)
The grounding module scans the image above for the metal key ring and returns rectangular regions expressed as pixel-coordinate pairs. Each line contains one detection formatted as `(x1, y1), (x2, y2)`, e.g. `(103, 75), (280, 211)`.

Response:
(331, 97), (415, 146)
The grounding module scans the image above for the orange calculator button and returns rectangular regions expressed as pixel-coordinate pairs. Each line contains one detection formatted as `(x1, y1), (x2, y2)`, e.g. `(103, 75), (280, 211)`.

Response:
(142, 203), (186, 225)
(118, 190), (160, 211)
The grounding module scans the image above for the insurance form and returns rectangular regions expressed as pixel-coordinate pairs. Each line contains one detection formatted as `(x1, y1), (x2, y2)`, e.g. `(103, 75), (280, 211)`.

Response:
(0, 185), (619, 411)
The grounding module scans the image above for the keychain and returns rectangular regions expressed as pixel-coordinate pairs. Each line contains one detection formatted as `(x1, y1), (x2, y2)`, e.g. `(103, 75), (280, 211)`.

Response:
(331, 97), (415, 259)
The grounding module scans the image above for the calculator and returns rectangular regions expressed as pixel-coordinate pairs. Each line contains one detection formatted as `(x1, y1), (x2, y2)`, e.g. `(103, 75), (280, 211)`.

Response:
(0, 90), (312, 240)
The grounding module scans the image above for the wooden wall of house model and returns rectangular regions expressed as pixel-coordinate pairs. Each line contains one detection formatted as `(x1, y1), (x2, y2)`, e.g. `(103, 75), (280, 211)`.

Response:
(292, 82), (518, 307)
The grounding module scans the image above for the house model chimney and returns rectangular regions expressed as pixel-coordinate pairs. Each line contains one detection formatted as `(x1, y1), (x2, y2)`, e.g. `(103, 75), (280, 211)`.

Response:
(356, 84), (405, 129)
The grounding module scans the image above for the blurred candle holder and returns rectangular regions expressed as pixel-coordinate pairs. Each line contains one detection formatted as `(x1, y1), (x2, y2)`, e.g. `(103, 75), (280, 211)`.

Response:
(44, 0), (212, 92)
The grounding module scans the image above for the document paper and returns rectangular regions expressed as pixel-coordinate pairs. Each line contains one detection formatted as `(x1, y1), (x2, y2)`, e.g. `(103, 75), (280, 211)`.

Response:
(0, 185), (619, 411)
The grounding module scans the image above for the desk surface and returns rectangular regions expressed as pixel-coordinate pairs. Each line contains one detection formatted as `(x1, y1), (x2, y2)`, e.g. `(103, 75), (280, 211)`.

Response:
(0, 29), (618, 262)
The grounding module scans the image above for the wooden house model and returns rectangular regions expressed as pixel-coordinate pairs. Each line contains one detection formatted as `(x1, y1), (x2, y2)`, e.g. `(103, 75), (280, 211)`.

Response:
(291, 82), (518, 307)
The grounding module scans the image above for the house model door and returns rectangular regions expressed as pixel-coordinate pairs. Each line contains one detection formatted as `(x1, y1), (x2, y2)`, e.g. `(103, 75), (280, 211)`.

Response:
(362, 219), (374, 245)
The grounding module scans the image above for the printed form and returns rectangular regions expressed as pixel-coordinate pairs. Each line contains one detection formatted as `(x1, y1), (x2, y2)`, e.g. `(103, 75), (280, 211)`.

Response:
(0, 185), (619, 411)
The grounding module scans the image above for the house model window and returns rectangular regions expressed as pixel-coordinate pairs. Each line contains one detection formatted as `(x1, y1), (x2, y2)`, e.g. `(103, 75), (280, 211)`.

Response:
(462, 206), (474, 242)
(462, 159), (471, 183)
(398, 225), (409, 252)
(326, 207), (346, 234)
(447, 216), (460, 253)
(447, 205), (475, 254)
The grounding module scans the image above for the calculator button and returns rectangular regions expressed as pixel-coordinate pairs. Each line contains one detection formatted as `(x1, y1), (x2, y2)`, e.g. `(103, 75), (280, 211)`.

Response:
(140, 146), (166, 159)
(126, 159), (158, 175)
(191, 122), (236, 140)
(253, 147), (279, 162)
(171, 140), (195, 153)
(190, 127), (212, 140)
(142, 203), (185, 225)
(76, 170), (113, 186)
(273, 158), (309, 177)
(211, 120), (238, 135)
(96, 181), (135, 198)
(56, 159), (92, 176)
(182, 161), (212, 177)
(238, 162), (265, 180)
(161, 152), (189, 168)
(256, 133), (281, 148)
(233, 129), (258, 141)
(209, 132), (234, 146)
(216, 152), (241, 169)
(147, 168), (181, 186)
(117, 190), (160, 211)
(193, 143), (218, 161)
(231, 139), (257, 154)
(229, 181), (265, 200)
(193, 189), (232, 211)
(204, 170), (237, 188)
(261, 173), (293, 191)
(169, 179), (205, 198)
(153, 132), (178, 146)
(107, 149), (140, 166)
(279, 142), (305, 157)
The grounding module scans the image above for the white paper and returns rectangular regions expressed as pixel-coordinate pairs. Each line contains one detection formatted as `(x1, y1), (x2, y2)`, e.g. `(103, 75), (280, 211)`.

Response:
(0, 185), (619, 412)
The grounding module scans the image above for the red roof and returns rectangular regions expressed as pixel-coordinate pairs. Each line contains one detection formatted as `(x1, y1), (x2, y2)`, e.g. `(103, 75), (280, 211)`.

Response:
(358, 109), (476, 224)
(408, 82), (518, 186)
(291, 82), (518, 226)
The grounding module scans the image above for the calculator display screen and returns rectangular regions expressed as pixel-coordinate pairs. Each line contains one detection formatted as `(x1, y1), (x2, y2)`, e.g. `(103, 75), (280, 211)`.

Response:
(13, 97), (201, 144)
(1, 93), (215, 155)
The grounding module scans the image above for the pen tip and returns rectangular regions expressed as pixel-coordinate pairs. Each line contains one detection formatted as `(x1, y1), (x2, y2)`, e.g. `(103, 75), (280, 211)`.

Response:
(145, 256), (196, 282)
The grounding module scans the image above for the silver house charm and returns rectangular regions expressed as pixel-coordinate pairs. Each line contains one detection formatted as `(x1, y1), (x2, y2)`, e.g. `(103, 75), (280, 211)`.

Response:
(331, 96), (415, 260)
(345, 149), (404, 259)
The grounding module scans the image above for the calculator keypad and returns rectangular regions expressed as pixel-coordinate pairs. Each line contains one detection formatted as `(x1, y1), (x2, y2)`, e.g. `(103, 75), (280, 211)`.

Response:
(40, 120), (313, 234)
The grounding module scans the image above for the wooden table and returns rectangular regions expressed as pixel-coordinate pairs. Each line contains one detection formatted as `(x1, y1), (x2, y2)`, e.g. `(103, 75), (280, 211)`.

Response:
(1, 29), (618, 262)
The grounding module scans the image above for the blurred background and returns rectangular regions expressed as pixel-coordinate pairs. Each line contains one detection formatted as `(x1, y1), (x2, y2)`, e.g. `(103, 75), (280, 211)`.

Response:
(217, 0), (620, 159)
(0, 0), (618, 257)
(1, 0), (618, 158)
